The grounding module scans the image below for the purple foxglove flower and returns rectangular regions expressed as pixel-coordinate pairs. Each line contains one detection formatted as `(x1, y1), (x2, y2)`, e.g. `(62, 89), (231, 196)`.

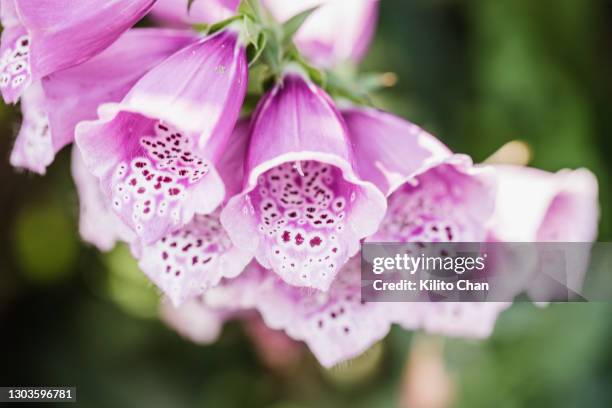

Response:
(366, 154), (510, 336)
(133, 120), (253, 306)
(486, 165), (599, 302)
(11, 29), (197, 174)
(206, 259), (395, 367)
(342, 107), (453, 197)
(262, 0), (379, 67)
(487, 165), (599, 242)
(0, 0), (156, 103)
(345, 107), (507, 339)
(76, 28), (248, 245)
(150, 0), (239, 27)
(367, 159), (496, 243)
(71, 147), (136, 252)
(344, 107), (495, 243)
(221, 70), (387, 291)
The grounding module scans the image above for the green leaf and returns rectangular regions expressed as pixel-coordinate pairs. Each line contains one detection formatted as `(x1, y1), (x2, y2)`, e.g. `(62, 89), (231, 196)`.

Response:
(242, 14), (260, 45)
(247, 31), (268, 67)
(281, 6), (319, 44)
(302, 62), (326, 88)
(325, 71), (372, 106)
(191, 23), (209, 33)
(237, 0), (257, 21)
(260, 27), (282, 75)
(207, 15), (243, 34)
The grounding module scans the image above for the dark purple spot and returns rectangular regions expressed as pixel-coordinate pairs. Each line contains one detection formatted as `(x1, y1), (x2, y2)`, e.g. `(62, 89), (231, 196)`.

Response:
(309, 236), (322, 247)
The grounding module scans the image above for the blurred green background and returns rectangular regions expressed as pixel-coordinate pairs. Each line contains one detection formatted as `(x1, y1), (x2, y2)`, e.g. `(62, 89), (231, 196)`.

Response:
(1, 0), (612, 406)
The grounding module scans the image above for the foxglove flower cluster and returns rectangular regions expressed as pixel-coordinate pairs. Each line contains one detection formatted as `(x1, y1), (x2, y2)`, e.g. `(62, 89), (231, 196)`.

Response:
(1, 0), (599, 367)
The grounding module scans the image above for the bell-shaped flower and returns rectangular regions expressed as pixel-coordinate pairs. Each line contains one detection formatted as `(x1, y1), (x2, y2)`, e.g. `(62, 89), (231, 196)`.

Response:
(11, 28), (197, 174)
(345, 107), (507, 338)
(133, 120), (253, 306)
(486, 165), (599, 301)
(262, 0), (379, 67)
(368, 160), (496, 243)
(344, 107), (495, 244)
(76, 27), (248, 245)
(221, 70), (386, 291)
(0, 0), (156, 103)
(342, 107), (452, 197)
(487, 165), (599, 242)
(150, 0), (239, 27)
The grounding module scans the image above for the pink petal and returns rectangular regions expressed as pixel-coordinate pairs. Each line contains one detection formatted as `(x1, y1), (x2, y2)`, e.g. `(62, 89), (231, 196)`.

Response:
(358, 155), (504, 339)
(0, 5), (30, 103)
(71, 147), (135, 251)
(42, 29), (198, 166)
(18, 0), (153, 87)
(488, 165), (599, 242)
(118, 29), (247, 148)
(150, 0), (239, 27)
(343, 107), (452, 197)
(205, 261), (507, 366)
(369, 159), (497, 243)
(135, 122), (253, 306)
(216, 118), (250, 199)
(487, 165), (599, 301)
(9, 81), (53, 174)
(0, 0), (19, 27)
(77, 115), (225, 245)
(263, 0), (379, 67)
(76, 29), (248, 244)
(206, 260), (395, 367)
(8, 29), (196, 174)
(221, 72), (386, 291)
(160, 297), (230, 344)
(137, 208), (252, 306)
